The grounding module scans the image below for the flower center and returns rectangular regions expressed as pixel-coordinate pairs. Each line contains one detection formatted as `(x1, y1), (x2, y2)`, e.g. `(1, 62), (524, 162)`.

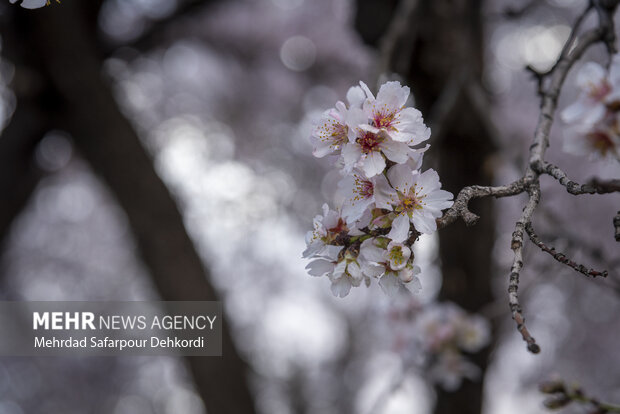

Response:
(388, 246), (405, 267)
(588, 80), (611, 101)
(319, 120), (348, 148)
(324, 218), (348, 243)
(353, 176), (374, 201)
(357, 131), (383, 153)
(395, 186), (426, 215)
(587, 131), (614, 155)
(373, 111), (396, 129)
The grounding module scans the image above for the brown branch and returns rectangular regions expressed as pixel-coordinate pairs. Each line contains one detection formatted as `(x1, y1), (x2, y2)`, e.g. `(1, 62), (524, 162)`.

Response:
(435, 6), (614, 353)
(508, 183), (541, 354)
(535, 161), (620, 195)
(503, 11), (610, 352)
(437, 178), (529, 228)
(525, 222), (609, 278)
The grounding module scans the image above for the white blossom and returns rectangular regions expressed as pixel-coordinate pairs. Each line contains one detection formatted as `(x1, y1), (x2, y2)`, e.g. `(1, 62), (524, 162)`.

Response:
(310, 85), (365, 158)
(302, 203), (349, 258)
(341, 112), (415, 177)
(563, 115), (620, 161)
(305, 245), (365, 298)
(338, 171), (396, 224)
(305, 245), (342, 277)
(456, 314), (491, 353)
(428, 350), (480, 392)
(337, 81), (430, 178)
(359, 237), (422, 296)
(329, 249), (365, 298)
(304, 80), (450, 298)
(360, 80), (431, 145)
(10, 0), (51, 9)
(386, 165), (453, 239)
(561, 57), (620, 125)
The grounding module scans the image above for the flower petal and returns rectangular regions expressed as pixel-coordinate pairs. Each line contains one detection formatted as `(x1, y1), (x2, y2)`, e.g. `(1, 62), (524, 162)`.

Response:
(360, 238), (386, 262)
(347, 86), (366, 108)
(305, 259), (334, 277)
(330, 276), (352, 298)
(379, 274), (402, 297)
(381, 140), (410, 164)
(577, 62), (606, 90)
(387, 214), (410, 242)
(387, 164), (415, 193)
(361, 151), (386, 177)
(411, 210), (437, 234)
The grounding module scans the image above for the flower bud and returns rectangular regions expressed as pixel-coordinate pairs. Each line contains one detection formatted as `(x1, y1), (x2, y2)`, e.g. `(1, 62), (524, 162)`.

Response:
(539, 380), (566, 394)
(543, 395), (572, 410)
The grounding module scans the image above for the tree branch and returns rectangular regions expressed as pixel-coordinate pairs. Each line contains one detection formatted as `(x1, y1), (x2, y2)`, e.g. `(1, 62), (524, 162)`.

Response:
(437, 178), (529, 228)
(435, 5), (618, 353)
(525, 222), (609, 278)
(535, 161), (620, 195)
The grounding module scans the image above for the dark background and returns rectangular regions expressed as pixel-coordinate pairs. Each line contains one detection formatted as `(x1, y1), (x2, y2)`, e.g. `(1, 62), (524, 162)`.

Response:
(0, 0), (618, 413)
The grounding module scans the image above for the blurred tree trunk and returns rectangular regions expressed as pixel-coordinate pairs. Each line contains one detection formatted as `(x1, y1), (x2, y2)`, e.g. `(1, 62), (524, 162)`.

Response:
(355, 1), (495, 414)
(1, 3), (256, 414)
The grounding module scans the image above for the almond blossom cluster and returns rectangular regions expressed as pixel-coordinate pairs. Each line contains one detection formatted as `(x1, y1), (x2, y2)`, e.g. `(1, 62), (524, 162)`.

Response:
(561, 56), (620, 162)
(390, 301), (490, 391)
(303, 81), (453, 297)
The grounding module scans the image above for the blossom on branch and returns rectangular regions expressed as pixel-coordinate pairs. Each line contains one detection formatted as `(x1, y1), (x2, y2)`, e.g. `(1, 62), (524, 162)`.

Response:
(338, 171), (396, 225)
(325, 81), (431, 178)
(387, 166), (454, 239)
(303, 80), (453, 297)
(359, 237), (422, 296)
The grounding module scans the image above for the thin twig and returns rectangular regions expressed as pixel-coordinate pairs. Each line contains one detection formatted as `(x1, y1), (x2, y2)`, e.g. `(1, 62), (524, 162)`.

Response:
(540, 379), (620, 412)
(525, 222), (609, 278)
(508, 183), (541, 354)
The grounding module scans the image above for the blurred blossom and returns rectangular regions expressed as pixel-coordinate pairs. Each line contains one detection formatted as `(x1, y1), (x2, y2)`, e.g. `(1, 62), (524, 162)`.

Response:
(162, 387), (205, 414)
(258, 295), (347, 366)
(35, 131), (73, 172)
(547, 0), (587, 7)
(113, 395), (152, 414)
(280, 36), (316, 72)
(132, 0), (177, 19)
(0, 401), (23, 414)
(271, 0), (304, 10)
(494, 24), (570, 73)
(560, 56), (620, 161)
(522, 25), (570, 72)
(387, 300), (490, 391)
(99, 0), (146, 41)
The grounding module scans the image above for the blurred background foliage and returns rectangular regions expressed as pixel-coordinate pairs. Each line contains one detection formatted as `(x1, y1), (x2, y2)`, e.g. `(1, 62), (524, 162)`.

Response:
(0, 0), (618, 413)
